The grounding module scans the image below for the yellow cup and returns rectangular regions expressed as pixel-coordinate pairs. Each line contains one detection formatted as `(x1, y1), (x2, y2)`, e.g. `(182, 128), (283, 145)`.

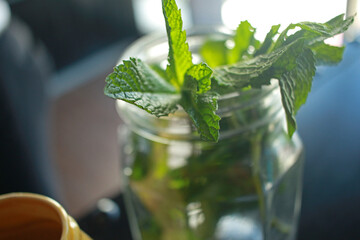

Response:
(0, 192), (91, 240)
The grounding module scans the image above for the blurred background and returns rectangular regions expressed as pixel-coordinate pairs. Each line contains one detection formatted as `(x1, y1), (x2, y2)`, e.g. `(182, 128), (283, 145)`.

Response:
(0, 0), (359, 239)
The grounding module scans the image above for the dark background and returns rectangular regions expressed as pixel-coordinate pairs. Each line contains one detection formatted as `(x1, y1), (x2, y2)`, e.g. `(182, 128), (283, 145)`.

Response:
(0, 0), (137, 201)
(0, 0), (359, 239)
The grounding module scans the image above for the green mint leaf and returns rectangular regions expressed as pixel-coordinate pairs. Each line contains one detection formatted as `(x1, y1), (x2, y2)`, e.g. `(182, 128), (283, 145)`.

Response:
(213, 39), (316, 136)
(200, 40), (228, 68)
(228, 21), (258, 64)
(212, 40), (301, 91)
(248, 40), (316, 136)
(274, 14), (354, 50)
(298, 14), (354, 46)
(310, 42), (345, 65)
(269, 15), (354, 135)
(254, 24), (280, 56)
(104, 58), (180, 117)
(183, 63), (212, 94)
(213, 14), (352, 136)
(181, 92), (220, 142)
(200, 22), (260, 68)
(181, 63), (220, 141)
(162, 0), (193, 89)
(275, 43), (316, 136)
(212, 56), (271, 91)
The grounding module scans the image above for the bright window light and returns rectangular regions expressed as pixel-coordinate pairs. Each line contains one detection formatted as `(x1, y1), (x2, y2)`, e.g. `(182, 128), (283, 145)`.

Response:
(221, 0), (347, 40)
(132, 0), (192, 34)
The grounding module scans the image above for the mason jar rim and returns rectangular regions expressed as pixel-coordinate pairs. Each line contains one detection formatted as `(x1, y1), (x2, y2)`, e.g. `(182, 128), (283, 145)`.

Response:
(119, 25), (235, 62)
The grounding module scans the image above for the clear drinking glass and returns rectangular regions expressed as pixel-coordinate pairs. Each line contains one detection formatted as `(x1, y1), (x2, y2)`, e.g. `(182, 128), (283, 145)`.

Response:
(117, 27), (304, 240)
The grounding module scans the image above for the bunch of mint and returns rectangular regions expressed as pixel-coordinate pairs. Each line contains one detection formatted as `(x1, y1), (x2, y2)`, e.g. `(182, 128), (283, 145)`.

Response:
(105, 0), (354, 142)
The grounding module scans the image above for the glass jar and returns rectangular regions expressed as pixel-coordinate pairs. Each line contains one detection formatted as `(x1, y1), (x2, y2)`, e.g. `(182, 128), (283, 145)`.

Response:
(117, 27), (304, 240)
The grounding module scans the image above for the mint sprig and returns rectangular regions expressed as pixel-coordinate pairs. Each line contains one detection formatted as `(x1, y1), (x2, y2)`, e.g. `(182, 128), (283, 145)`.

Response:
(228, 21), (260, 64)
(105, 0), (220, 141)
(105, 0), (354, 142)
(254, 24), (280, 56)
(276, 42), (316, 136)
(104, 58), (180, 117)
(181, 63), (220, 141)
(162, 0), (193, 89)
(162, 0), (220, 141)
(210, 14), (353, 136)
(200, 40), (228, 68)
